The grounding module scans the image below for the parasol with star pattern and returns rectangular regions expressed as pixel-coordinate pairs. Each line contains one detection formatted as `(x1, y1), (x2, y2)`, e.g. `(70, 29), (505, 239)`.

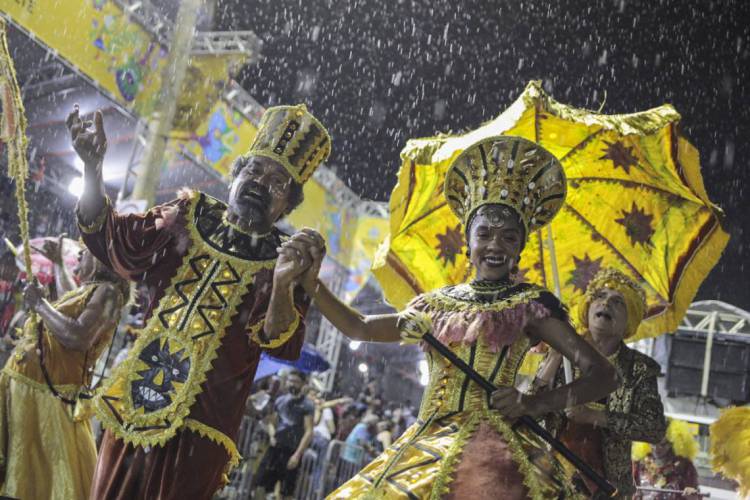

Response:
(372, 81), (729, 341)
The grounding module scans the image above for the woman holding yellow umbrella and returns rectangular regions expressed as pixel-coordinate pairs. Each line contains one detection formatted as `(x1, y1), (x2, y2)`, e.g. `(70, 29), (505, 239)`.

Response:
(373, 81), (728, 345)
(283, 135), (618, 499)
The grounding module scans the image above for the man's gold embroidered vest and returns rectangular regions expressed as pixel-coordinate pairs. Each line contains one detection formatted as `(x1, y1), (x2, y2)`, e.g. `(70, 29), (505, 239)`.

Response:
(94, 193), (278, 449)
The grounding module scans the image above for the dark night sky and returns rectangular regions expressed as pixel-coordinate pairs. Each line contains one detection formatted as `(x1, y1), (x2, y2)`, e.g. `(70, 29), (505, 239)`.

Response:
(215, 0), (750, 311)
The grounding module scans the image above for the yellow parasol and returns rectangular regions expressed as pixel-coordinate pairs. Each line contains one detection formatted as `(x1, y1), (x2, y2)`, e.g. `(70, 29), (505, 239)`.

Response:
(372, 81), (729, 341)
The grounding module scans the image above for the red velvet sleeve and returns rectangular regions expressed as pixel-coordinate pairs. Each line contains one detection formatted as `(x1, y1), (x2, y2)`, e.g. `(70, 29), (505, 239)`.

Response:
(77, 196), (191, 281)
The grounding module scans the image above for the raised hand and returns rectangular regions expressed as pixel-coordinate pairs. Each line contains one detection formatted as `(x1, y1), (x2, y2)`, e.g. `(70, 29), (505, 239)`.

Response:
(66, 105), (107, 168)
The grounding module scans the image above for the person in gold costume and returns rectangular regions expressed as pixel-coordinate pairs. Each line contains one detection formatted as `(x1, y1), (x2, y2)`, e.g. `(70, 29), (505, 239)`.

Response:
(0, 245), (128, 499)
(283, 136), (619, 499)
(534, 268), (667, 498)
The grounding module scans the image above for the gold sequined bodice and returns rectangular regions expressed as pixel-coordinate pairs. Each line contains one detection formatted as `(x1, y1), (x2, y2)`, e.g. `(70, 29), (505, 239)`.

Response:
(410, 282), (554, 421)
(418, 334), (533, 421)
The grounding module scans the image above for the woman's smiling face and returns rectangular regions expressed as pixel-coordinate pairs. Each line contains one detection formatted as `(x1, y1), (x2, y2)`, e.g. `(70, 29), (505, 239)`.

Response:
(467, 205), (524, 282)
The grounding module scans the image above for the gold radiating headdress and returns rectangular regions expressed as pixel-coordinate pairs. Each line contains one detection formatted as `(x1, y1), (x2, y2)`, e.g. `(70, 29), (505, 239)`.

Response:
(444, 135), (566, 238)
(578, 267), (647, 339)
(246, 104), (331, 184)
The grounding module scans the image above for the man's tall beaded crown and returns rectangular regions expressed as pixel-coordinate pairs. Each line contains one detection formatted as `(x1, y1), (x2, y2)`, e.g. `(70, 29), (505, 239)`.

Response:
(444, 135), (567, 237)
(246, 104), (331, 184)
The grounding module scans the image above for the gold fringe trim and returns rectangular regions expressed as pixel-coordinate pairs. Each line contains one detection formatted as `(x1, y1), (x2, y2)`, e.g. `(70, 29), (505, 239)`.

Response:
(486, 412), (546, 500)
(430, 414), (481, 499)
(77, 196), (111, 235)
(183, 418), (241, 475)
(253, 311), (300, 349)
(422, 285), (544, 314)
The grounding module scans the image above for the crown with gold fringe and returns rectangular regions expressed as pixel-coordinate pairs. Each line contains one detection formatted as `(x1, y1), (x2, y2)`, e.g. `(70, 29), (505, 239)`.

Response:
(444, 135), (566, 238)
(246, 104), (331, 184)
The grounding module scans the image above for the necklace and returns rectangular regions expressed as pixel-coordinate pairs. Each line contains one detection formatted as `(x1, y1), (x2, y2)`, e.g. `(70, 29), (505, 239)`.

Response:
(469, 277), (513, 292)
(221, 211), (271, 237)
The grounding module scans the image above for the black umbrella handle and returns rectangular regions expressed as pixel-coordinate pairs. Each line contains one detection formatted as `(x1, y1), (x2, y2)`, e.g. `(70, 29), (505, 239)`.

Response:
(422, 333), (618, 498)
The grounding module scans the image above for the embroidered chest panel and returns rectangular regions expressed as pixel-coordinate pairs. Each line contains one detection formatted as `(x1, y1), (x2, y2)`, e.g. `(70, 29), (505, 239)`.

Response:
(415, 283), (546, 420)
(418, 336), (533, 420)
(94, 194), (276, 448)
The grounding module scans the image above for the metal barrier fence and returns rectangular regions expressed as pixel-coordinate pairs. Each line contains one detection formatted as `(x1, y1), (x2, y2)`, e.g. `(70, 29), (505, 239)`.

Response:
(218, 416), (369, 499)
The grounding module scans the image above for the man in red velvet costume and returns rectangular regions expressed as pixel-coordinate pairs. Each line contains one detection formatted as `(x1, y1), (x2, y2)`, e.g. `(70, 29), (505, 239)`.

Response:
(67, 103), (331, 499)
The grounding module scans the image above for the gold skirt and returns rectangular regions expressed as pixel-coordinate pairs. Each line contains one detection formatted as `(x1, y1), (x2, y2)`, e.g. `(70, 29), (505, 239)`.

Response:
(327, 411), (579, 500)
(0, 369), (97, 500)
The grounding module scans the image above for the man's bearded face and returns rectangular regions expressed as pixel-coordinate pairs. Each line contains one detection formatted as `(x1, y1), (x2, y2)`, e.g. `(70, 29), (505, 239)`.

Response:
(227, 155), (294, 226)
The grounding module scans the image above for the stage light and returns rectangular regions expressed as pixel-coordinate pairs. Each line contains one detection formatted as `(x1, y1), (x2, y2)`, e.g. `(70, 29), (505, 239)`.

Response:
(73, 157), (85, 171)
(349, 340), (361, 351)
(68, 176), (84, 198)
(419, 359), (429, 386)
(357, 362), (368, 374)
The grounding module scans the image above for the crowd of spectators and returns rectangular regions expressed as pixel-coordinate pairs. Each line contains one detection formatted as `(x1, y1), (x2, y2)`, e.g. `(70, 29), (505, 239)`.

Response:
(244, 371), (417, 499)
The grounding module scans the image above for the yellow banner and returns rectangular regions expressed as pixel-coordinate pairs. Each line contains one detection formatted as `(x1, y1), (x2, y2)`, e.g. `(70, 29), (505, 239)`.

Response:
(171, 99), (258, 176)
(173, 55), (249, 132)
(3, 0), (377, 300)
(2, 0), (257, 175)
(1, 0), (168, 116)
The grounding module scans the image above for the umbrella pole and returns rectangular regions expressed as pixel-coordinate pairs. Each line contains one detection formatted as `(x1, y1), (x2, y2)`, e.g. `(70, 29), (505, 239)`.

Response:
(545, 226), (574, 383)
(421, 332), (618, 497)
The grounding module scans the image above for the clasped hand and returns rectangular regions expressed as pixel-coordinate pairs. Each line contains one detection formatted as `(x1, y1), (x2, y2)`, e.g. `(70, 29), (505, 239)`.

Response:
(274, 228), (326, 289)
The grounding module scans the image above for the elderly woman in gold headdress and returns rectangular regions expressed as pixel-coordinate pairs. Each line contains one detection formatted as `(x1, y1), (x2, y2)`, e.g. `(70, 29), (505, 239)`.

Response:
(534, 267), (667, 498)
(283, 136), (618, 499)
(0, 247), (128, 500)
